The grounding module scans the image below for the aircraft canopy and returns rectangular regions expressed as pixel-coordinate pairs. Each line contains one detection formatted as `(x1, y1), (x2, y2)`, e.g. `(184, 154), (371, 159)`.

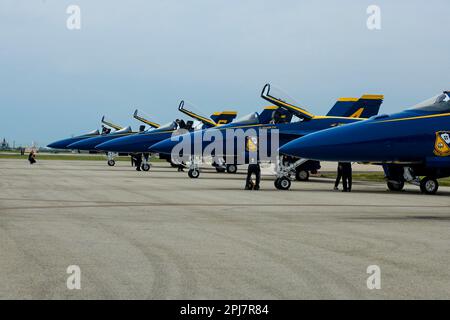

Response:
(155, 121), (177, 131)
(111, 126), (132, 135)
(232, 112), (260, 125)
(409, 92), (450, 113)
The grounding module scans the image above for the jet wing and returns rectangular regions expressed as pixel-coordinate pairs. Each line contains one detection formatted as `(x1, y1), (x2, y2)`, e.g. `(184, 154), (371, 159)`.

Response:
(133, 110), (160, 128)
(178, 101), (217, 128)
(261, 83), (315, 120)
(101, 116), (124, 130)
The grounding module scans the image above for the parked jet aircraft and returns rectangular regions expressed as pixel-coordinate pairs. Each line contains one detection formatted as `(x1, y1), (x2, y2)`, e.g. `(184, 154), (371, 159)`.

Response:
(46, 115), (123, 150)
(95, 101), (237, 170)
(279, 91), (450, 194)
(65, 116), (152, 167)
(150, 84), (383, 186)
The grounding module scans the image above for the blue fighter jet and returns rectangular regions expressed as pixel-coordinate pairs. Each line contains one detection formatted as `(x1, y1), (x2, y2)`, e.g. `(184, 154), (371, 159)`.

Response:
(46, 115), (120, 150)
(65, 115), (156, 168)
(47, 129), (101, 150)
(279, 91), (450, 194)
(150, 84), (384, 186)
(95, 101), (238, 170)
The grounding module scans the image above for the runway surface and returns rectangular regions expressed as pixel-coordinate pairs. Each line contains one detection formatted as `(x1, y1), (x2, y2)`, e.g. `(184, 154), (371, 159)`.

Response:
(1, 159), (449, 299)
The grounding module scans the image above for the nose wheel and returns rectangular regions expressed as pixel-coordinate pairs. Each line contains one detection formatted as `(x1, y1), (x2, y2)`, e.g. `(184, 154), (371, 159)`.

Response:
(141, 163), (151, 171)
(420, 177), (438, 195)
(188, 168), (200, 179)
(226, 164), (237, 174)
(107, 159), (115, 167)
(274, 177), (291, 190)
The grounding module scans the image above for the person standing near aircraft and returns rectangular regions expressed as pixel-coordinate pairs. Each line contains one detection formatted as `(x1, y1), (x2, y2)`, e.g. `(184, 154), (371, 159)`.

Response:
(245, 136), (261, 190)
(341, 162), (352, 192)
(245, 160), (261, 190)
(334, 162), (344, 190)
(132, 153), (142, 171)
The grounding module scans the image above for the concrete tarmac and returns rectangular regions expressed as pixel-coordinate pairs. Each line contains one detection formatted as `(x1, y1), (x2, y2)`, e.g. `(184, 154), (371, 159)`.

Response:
(0, 159), (449, 299)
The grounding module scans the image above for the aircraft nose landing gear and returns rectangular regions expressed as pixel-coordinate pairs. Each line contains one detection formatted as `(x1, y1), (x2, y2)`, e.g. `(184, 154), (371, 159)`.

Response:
(187, 156), (201, 179)
(107, 152), (118, 167)
(274, 157), (308, 190)
(188, 168), (200, 178)
(141, 163), (151, 171)
(420, 177), (439, 195)
(274, 177), (291, 190)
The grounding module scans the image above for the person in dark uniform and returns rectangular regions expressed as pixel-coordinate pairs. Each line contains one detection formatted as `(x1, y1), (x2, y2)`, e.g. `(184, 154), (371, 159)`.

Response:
(334, 162), (343, 190)
(341, 162), (352, 192)
(131, 153), (135, 167)
(133, 153), (142, 171)
(245, 163), (261, 190)
(28, 150), (36, 164)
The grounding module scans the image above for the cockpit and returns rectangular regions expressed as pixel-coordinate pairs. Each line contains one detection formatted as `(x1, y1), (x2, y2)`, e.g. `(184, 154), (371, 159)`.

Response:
(111, 126), (132, 135)
(409, 92), (450, 113)
(153, 121), (177, 132)
(232, 112), (260, 125)
(86, 129), (100, 136)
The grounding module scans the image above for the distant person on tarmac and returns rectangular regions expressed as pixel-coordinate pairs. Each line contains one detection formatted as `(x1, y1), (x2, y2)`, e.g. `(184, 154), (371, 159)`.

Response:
(28, 150), (36, 165)
(334, 162), (343, 190)
(133, 153), (142, 171)
(341, 162), (352, 192)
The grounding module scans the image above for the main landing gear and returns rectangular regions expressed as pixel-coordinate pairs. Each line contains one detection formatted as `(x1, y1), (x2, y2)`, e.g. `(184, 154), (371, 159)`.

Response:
(385, 167), (439, 195)
(420, 177), (439, 195)
(274, 157), (308, 190)
(107, 152), (118, 167)
(187, 156), (201, 179)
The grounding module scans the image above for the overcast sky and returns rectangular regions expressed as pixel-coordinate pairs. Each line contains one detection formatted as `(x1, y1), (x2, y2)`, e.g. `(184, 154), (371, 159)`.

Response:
(1, 0), (449, 146)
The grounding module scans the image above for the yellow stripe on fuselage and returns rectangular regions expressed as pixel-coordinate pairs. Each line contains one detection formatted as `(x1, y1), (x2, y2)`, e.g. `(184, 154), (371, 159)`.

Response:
(377, 112), (450, 123)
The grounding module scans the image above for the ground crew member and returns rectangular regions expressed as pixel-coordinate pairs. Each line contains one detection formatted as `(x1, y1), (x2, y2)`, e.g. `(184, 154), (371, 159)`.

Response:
(334, 162), (343, 190)
(134, 153), (142, 171)
(342, 162), (352, 192)
(28, 150), (36, 164)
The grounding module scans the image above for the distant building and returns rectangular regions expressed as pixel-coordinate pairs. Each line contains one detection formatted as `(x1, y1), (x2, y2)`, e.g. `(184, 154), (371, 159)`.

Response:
(1, 138), (9, 150)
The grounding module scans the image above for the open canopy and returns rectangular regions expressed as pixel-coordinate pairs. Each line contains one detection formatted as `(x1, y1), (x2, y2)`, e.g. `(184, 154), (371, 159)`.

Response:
(231, 112), (260, 126)
(111, 126), (132, 135)
(260, 83), (314, 120)
(409, 92), (450, 113)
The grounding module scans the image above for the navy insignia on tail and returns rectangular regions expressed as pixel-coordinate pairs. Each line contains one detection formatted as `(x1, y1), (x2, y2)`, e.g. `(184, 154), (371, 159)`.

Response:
(434, 131), (450, 156)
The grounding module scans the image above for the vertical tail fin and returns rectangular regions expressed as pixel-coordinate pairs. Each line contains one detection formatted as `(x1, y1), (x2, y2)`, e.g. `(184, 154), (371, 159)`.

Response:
(326, 95), (384, 118)
(209, 111), (238, 125)
(326, 98), (359, 117)
(352, 94), (384, 118)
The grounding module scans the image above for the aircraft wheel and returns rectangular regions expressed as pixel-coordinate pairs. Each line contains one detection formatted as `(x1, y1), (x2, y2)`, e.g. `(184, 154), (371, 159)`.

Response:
(188, 168), (200, 179)
(107, 160), (115, 167)
(141, 163), (151, 171)
(226, 164), (237, 174)
(296, 169), (309, 181)
(420, 177), (439, 195)
(215, 167), (226, 173)
(387, 180), (404, 192)
(275, 177), (291, 190)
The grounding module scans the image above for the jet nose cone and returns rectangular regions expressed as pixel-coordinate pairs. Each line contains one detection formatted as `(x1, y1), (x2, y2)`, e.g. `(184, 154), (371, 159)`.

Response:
(149, 139), (178, 155)
(279, 137), (317, 159)
(67, 140), (87, 149)
(47, 142), (61, 149)
(96, 140), (115, 151)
